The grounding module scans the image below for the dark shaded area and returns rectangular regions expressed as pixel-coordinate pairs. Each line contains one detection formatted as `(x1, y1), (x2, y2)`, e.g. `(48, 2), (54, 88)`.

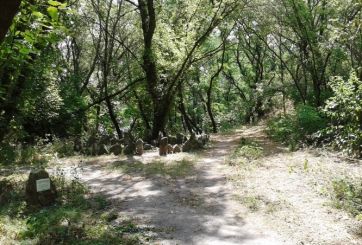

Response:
(0, 0), (21, 43)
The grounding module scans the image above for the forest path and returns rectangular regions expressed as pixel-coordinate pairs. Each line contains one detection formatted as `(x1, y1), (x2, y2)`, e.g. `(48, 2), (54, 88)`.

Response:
(68, 125), (362, 244)
(75, 127), (284, 244)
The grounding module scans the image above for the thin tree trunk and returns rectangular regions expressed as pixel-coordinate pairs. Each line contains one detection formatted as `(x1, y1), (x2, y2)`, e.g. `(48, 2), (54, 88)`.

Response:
(205, 43), (226, 133)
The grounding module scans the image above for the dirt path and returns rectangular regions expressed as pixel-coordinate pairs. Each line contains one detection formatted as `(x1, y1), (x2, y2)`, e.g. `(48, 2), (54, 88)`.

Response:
(229, 126), (362, 245)
(73, 129), (284, 244)
(64, 126), (362, 244)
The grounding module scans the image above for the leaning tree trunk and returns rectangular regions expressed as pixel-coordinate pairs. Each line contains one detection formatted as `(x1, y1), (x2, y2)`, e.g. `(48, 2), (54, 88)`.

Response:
(105, 96), (123, 139)
(205, 44), (226, 133)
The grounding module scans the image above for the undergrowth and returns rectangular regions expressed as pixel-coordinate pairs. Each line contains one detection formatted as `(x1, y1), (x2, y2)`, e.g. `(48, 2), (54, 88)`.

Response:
(266, 104), (327, 151)
(0, 170), (145, 244)
(332, 179), (362, 220)
(227, 138), (263, 166)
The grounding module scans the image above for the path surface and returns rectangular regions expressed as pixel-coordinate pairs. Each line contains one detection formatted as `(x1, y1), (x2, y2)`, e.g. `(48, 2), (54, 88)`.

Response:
(65, 126), (362, 244)
(76, 128), (284, 244)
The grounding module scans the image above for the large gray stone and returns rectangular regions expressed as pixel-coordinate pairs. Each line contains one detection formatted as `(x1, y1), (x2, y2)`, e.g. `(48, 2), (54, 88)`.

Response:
(25, 169), (57, 207)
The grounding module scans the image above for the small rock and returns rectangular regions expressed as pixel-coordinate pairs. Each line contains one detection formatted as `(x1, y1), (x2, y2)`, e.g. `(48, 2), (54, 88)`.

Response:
(167, 144), (173, 154)
(136, 139), (144, 156)
(173, 144), (182, 153)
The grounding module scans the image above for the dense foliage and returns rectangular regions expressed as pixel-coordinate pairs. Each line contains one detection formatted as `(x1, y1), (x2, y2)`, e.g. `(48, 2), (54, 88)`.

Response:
(323, 71), (362, 157)
(0, 0), (361, 160)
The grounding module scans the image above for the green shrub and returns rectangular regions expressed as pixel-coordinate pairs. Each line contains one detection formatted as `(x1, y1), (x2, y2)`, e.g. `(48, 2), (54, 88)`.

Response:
(228, 138), (264, 165)
(296, 105), (327, 135)
(0, 143), (18, 165)
(236, 138), (264, 160)
(0, 172), (144, 244)
(267, 104), (327, 149)
(0, 143), (48, 166)
(332, 179), (362, 218)
(51, 138), (75, 157)
(322, 71), (362, 157)
(266, 115), (297, 144)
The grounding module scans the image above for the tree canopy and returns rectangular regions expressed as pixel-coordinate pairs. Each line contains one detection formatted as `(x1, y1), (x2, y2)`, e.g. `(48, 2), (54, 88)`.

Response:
(0, 0), (361, 158)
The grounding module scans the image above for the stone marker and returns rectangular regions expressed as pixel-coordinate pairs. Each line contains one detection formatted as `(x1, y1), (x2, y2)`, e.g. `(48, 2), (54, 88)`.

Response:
(109, 144), (122, 156)
(136, 139), (144, 156)
(182, 132), (203, 152)
(159, 137), (168, 156)
(25, 169), (57, 207)
(167, 144), (173, 154)
(173, 144), (182, 153)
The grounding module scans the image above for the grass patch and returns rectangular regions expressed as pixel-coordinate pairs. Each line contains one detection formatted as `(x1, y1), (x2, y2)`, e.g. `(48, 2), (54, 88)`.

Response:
(112, 158), (195, 179)
(227, 138), (263, 166)
(233, 194), (263, 212)
(332, 179), (362, 220)
(0, 171), (145, 244)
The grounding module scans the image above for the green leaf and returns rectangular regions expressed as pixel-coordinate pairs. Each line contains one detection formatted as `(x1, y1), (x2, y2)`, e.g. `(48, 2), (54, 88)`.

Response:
(48, 0), (62, 6)
(19, 47), (31, 55)
(32, 11), (44, 19)
(58, 3), (68, 10)
(47, 6), (59, 21)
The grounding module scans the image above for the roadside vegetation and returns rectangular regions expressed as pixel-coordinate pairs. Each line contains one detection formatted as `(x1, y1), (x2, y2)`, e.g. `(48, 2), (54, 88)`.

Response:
(0, 172), (146, 244)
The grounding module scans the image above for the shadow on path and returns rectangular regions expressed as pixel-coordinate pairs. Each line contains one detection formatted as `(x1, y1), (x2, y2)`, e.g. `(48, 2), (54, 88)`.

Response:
(78, 128), (285, 244)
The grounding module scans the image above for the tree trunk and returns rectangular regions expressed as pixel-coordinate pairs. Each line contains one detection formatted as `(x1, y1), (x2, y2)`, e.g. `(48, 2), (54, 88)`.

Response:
(178, 88), (202, 134)
(150, 97), (172, 140)
(105, 97), (123, 139)
(0, 66), (28, 143)
(206, 98), (218, 133)
(0, 0), (21, 43)
(205, 44), (226, 133)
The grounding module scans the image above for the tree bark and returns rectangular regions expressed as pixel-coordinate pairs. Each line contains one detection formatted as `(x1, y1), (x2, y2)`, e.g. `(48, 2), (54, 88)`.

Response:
(206, 43), (226, 133)
(0, 0), (21, 44)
